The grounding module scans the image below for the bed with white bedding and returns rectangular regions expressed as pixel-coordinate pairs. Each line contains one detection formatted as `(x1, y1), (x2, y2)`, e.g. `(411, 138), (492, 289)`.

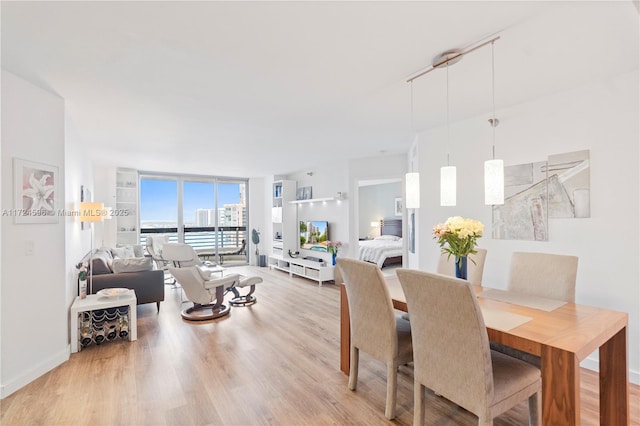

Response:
(358, 236), (403, 268)
(358, 219), (403, 268)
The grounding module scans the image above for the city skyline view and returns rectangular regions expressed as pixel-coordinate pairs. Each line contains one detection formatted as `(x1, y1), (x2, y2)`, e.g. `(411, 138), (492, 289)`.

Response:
(140, 179), (246, 226)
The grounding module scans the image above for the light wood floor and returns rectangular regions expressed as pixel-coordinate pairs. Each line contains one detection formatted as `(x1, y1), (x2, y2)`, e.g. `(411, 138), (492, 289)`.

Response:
(2, 266), (639, 425)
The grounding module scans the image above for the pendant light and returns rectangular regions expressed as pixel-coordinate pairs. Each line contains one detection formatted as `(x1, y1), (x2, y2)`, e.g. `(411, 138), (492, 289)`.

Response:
(405, 36), (501, 207)
(441, 60), (456, 206)
(484, 41), (504, 205)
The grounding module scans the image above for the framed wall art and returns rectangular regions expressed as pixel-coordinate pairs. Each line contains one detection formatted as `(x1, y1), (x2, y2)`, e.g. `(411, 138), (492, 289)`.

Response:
(13, 158), (59, 224)
(394, 197), (403, 216)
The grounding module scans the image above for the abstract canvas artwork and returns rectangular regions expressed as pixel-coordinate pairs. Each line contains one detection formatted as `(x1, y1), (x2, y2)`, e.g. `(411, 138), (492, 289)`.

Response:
(13, 158), (59, 224)
(547, 150), (590, 218)
(492, 161), (548, 241)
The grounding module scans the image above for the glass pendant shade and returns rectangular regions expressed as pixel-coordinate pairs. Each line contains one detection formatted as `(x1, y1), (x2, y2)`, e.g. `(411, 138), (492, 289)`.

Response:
(405, 172), (420, 209)
(484, 159), (504, 205)
(440, 166), (456, 206)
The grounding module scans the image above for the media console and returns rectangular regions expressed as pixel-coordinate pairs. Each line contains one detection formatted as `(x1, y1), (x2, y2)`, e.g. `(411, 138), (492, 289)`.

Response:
(268, 253), (334, 286)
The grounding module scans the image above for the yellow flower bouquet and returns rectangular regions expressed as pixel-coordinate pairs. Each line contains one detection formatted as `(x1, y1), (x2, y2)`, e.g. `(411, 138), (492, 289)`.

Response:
(432, 216), (484, 261)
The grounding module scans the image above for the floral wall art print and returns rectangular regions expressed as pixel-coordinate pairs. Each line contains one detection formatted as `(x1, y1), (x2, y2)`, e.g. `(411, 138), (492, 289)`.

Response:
(13, 158), (59, 224)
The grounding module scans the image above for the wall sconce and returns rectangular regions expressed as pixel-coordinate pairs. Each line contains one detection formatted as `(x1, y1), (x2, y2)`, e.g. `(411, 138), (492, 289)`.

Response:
(405, 172), (420, 209)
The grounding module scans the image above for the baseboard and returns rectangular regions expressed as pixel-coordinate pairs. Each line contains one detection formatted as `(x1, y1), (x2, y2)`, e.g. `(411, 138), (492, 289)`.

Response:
(581, 355), (639, 385)
(0, 345), (70, 399)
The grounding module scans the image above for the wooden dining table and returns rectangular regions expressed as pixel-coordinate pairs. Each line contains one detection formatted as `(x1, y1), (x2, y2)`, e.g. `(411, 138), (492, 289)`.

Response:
(339, 276), (629, 426)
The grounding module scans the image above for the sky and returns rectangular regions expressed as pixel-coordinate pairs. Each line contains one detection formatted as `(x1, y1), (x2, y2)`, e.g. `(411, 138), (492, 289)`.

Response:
(140, 179), (243, 223)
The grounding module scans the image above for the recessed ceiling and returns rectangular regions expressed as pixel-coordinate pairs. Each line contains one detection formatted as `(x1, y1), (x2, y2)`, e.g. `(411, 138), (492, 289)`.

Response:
(2, 1), (638, 178)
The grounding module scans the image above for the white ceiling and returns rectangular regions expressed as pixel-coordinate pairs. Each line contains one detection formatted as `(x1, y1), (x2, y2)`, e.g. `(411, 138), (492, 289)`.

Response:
(2, 1), (638, 178)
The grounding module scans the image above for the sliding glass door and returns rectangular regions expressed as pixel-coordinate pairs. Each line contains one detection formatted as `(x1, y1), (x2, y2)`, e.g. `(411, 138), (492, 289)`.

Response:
(140, 174), (248, 266)
(139, 177), (179, 244)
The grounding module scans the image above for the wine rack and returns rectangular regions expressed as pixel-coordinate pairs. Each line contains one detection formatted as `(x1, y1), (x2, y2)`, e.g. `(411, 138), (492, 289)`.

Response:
(78, 306), (130, 349)
(70, 291), (137, 353)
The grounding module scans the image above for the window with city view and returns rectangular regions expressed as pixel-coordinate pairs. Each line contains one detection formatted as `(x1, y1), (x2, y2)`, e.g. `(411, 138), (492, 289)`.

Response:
(140, 175), (248, 265)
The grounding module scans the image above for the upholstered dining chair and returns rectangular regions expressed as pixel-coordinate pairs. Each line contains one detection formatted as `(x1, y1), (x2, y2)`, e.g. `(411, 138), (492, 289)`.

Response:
(506, 251), (578, 302)
(396, 269), (541, 426)
(336, 258), (412, 420)
(437, 248), (487, 285)
(491, 251), (578, 366)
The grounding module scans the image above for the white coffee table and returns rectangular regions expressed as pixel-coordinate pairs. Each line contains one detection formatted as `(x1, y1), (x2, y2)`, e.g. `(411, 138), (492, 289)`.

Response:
(70, 290), (137, 353)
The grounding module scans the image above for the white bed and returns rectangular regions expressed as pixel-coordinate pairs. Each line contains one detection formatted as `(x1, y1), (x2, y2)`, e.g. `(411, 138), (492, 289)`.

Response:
(358, 235), (403, 268)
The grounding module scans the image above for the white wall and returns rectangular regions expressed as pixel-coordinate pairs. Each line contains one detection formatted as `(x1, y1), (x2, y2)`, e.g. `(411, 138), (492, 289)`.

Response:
(288, 162), (349, 263)
(358, 182), (402, 238)
(64, 115), (94, 309)
(415, 69), (639, 383)
(1, 70), (68, 397)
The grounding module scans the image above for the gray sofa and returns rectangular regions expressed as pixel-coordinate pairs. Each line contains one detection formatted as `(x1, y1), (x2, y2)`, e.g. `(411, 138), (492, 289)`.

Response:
(87, 246), (165, 312)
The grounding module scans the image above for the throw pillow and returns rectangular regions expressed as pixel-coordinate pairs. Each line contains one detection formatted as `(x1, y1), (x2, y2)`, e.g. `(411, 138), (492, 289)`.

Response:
(116, 244), (144, 258)
(111, 257), (153, 273)
(111, 246), (135, 259)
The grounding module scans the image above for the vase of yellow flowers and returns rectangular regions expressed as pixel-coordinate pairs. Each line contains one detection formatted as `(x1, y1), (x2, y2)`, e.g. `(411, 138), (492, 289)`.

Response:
(432, 216), (484, 280)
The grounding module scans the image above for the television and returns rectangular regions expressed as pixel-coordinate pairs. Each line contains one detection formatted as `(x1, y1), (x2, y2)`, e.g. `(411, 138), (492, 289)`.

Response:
(299, 221), (329, 252)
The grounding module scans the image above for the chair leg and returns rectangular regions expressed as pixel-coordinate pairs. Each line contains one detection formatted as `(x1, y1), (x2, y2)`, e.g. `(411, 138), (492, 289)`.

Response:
(348, 346), (359, 391)
(385, 360), (398, 419)
(477, 418), (493, 426)
(414, 383), (425, 426)
(528, 391), (541, 426)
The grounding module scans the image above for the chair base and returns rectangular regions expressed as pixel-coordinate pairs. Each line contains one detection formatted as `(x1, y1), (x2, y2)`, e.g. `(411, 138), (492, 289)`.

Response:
(229, 295), (257, 307)
(181, 302), (230, 321)
(228, 283), (259, 307)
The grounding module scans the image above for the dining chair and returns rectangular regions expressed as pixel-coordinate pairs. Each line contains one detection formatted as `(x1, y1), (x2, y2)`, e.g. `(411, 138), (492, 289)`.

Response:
(492, 251), (578, 366)
(507, 251), (578, 302)
(396, 269), (541, 426)
(336, 258), (413, 420)
(437, 247), (487, 285)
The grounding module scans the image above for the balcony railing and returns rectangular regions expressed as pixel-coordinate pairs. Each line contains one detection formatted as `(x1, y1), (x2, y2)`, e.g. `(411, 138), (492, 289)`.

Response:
(140, 226), (248, 264)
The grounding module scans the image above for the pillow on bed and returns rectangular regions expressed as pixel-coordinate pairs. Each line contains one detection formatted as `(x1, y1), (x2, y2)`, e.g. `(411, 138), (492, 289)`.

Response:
(375, 235), (401, 241)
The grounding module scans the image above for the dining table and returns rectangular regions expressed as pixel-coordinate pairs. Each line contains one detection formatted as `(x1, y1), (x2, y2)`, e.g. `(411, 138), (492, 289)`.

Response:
(339, 276), (629, 426)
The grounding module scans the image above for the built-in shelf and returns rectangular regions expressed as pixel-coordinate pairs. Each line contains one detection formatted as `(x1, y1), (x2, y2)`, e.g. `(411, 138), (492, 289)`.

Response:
(290, 197), (336, 205)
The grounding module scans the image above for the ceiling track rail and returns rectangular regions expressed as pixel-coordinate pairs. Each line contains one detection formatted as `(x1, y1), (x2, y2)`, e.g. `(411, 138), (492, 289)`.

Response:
(406, 35), (501, 83)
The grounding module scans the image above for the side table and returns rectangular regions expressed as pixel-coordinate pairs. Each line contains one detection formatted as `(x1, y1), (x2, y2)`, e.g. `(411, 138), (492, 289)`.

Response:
(70, 290), (137, 353)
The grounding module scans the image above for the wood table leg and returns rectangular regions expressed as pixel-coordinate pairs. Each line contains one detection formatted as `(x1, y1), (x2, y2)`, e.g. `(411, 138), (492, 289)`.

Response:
(340, 284), (350, 375)
(599, 326), (629, 425)
(541, 345), (580, 425)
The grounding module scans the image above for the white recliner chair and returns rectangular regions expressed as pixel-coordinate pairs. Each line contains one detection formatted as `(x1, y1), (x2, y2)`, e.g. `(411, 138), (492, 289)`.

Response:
(168, 265), (238, 320)
(162, 242), (219, 269)
(146, 235), (175, 285)
(163, 243), (262, 313)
